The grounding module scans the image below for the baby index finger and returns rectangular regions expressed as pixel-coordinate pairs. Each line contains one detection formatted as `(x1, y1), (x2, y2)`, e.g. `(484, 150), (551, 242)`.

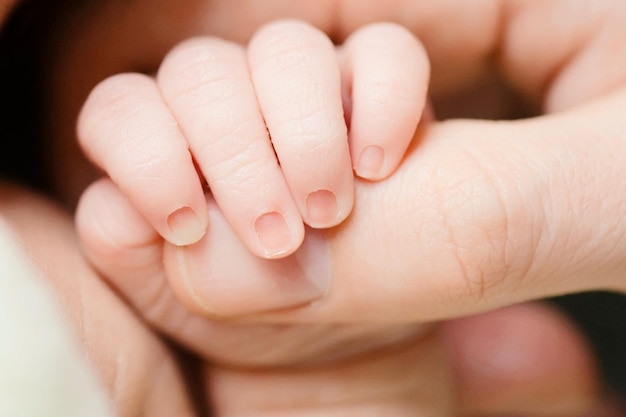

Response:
(77, 73), (208, 246)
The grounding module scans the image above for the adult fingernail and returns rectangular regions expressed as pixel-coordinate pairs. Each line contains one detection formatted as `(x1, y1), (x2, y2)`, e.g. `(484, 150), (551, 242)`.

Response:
(306, 189), (339, 227)
(254, 211), (295, 258)
(167, 206), (206, 246)
(355, 145), (385, 179)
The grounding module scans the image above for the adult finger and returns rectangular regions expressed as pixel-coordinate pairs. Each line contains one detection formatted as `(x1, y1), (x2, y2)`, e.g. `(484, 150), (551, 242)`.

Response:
(248, 20), (354, 229)
(77, 73), (208, 246)
(157, 37), (304, 259)
(166, 88), (626, 321)
(340, 22), (430, 180)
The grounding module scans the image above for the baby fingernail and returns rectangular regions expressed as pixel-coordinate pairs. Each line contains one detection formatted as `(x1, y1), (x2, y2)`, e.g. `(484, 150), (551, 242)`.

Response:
(167, 206), (206, 246)
(355, 145), (385, 179)
(306, 189), (339, 228)
(255, 211), (294, 258)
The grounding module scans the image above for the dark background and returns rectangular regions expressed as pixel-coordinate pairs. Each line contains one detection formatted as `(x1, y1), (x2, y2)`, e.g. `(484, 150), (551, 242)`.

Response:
(553, 292), (626, 399)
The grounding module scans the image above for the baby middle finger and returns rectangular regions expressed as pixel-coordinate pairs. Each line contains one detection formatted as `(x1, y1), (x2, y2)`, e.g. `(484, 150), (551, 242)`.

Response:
(248, 20), (354, 229)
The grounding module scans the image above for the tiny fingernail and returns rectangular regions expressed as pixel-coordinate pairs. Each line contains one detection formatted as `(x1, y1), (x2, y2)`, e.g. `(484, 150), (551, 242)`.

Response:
(306, 189), (339, 228)
(355, 145), (385, 179)
(167, 206), (206, 246)
(254, 211), (294, 258)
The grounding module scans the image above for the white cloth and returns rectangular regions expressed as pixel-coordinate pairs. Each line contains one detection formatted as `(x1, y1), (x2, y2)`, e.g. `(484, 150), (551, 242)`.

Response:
(0, 223), (112, 417)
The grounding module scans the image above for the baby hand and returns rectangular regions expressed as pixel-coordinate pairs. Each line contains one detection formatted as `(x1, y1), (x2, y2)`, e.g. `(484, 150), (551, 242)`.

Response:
(77, 20), (429, 258)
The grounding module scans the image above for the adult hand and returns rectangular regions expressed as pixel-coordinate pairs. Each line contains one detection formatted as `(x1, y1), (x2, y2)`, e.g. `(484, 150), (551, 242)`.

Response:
(0, 183), (603, 416)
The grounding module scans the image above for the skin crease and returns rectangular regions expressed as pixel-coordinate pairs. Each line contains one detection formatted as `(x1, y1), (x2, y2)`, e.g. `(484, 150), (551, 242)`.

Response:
(1, 0), (622, 415)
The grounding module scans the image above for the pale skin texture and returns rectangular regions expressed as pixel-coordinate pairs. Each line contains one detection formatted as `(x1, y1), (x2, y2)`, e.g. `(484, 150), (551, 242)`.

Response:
(1, 0), (625, 415)
(77, 20), (430, 255)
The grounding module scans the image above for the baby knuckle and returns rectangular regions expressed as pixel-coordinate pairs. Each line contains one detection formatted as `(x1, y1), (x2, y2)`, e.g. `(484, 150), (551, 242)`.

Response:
(78, 73), (153, 145)
(159, 37), (245, 103)
(273, 106), (347, 148)
(250, 20), (333, 71)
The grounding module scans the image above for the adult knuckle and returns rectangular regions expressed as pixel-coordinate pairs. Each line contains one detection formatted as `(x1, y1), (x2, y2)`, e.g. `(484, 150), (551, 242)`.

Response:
(427, 145), (517, 301)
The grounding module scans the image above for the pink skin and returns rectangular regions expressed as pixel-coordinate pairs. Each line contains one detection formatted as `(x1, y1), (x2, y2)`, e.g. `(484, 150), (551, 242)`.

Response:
(77, 21), (429, 255)
(39, 0), (626, 414)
